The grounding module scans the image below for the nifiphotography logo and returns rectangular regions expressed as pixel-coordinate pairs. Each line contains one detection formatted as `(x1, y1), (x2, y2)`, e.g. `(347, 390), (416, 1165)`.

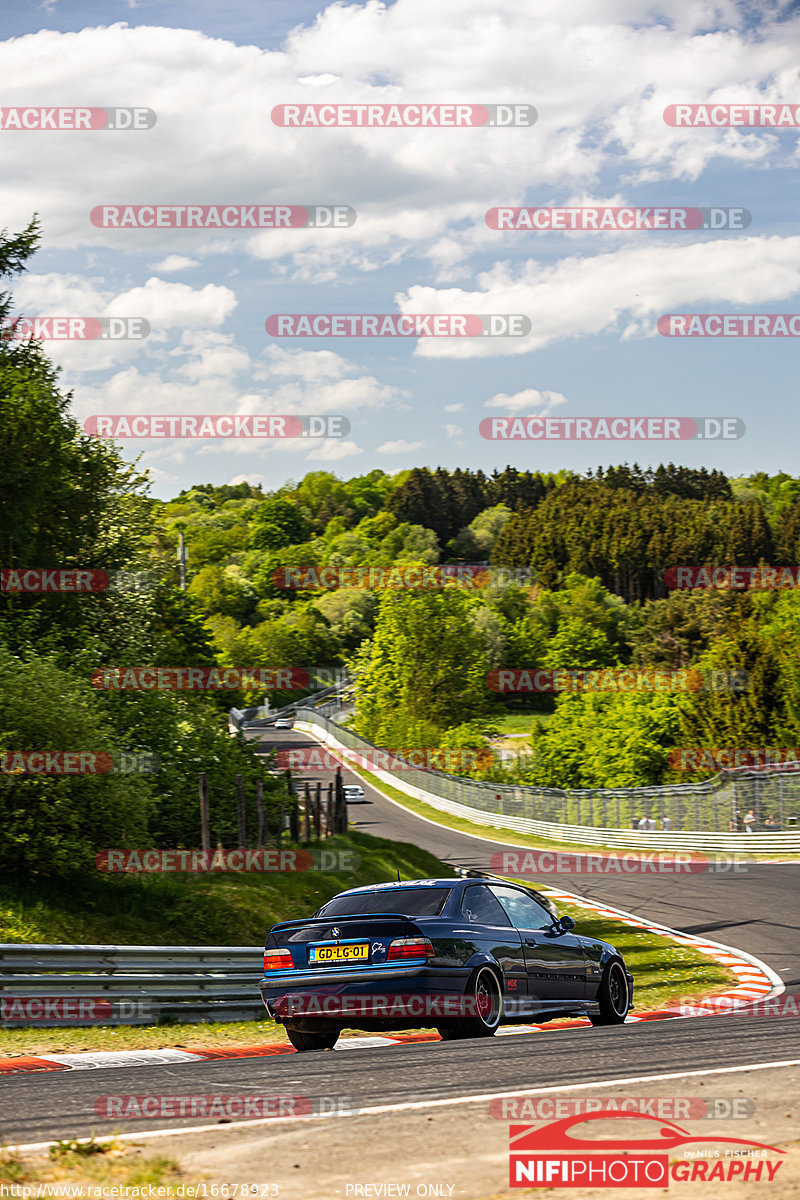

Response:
(508, 1111), (784, 1187)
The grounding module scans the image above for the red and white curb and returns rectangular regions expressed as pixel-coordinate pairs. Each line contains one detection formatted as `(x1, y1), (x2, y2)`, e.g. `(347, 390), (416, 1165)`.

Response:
(543, 885), (782, 1024)
(0, 1033), (440, 1075)
(0, 890), (784, 1076)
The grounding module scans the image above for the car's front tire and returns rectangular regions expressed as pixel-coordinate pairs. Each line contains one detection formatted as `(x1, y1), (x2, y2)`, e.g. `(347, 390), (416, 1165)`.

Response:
(589, 961), (630, 1026)
(437, 965), (503, 1040)
(285, 1026), (340, 1051)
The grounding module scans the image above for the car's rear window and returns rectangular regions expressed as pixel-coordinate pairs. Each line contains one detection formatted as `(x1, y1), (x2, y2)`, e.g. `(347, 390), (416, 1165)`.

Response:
(316, 887), (451, 917)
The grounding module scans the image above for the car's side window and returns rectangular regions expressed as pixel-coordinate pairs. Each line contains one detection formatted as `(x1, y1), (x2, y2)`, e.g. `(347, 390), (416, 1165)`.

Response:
(460, 885), (512, 926)
(490, 887), (553, 931)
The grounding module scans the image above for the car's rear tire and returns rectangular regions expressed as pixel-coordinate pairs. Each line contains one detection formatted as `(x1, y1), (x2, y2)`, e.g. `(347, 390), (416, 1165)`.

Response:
(437, 966), (502, 1040)
(589, 961), (630, 1026)
(285, 1026), (340, 1051)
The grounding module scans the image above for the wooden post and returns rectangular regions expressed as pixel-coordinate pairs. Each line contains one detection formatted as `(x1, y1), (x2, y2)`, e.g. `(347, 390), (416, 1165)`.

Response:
(325, 782), (333, 837)
(313, 786), (322, 839)
(236, 774), (246, 850)
(199, 773), (211, 853)
(304, 783), (312, 843)
(256, 779), (265, 848)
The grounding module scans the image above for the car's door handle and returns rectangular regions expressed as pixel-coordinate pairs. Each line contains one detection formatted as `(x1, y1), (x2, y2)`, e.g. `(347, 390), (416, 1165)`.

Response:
(525, 938), (539, 946)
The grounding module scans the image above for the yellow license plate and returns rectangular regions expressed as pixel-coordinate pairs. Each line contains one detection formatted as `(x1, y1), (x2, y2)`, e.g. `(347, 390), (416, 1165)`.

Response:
(309, 943), (369, 964)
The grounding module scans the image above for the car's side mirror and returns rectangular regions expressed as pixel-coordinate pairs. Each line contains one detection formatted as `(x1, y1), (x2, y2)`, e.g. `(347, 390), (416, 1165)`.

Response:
(557, 915), (575, 933)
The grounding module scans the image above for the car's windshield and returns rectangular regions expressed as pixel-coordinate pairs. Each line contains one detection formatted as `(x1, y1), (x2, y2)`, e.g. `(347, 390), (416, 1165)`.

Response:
(316, 887), (451, 917)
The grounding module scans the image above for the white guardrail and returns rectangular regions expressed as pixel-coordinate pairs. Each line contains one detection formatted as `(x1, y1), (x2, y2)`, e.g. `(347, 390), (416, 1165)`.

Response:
(295, 720), (800, 856)
(0, 944), (265, 1026)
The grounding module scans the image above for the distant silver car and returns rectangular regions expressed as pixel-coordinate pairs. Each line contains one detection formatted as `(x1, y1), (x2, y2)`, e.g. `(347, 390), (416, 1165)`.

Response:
(273, 718), (293, 729)
(343, 784), (365, 800)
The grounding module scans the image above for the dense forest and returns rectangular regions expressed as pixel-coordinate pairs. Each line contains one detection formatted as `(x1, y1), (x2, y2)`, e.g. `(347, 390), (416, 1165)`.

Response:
(4, 221), (800, 880)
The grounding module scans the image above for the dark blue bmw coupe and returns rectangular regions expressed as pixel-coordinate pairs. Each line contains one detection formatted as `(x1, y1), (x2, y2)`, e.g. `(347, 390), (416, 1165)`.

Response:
(259, 877), (634, 1050)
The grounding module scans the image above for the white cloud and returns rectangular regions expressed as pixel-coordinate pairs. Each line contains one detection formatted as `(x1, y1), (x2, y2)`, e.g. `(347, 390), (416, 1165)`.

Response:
(230, 473), (265, 487)
(444, 402), (464, 412)
(108, 277), (237, 329)
(306, 439), (364, 461)
(485, 389), (568, 413)
(402, 235), (800, 356)
(174, 331), (251, 380)
(377, 439), (425, 453)
(263, 345), (356, 383)
(3, 7), (800, 268)
(151, 255), (200, 272)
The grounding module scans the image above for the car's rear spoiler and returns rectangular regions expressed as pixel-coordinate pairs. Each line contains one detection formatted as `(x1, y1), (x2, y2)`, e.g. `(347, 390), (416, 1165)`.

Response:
(270, 911), (414, 932)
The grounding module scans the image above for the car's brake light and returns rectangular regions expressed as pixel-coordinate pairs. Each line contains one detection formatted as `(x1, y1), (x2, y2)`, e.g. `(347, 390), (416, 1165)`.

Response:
(263, 948), (294, 972)
(386, 936), (434, 961)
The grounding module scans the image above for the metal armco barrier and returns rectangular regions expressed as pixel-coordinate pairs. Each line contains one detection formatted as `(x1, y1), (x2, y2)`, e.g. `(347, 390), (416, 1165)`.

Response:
(292, 711), (800, 855)
(0, 944), (264, 1026)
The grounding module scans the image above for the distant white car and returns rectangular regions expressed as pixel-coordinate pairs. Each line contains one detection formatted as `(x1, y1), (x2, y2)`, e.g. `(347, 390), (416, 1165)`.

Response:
(343, 784), (365, 800)
(273, 718), (293, 729)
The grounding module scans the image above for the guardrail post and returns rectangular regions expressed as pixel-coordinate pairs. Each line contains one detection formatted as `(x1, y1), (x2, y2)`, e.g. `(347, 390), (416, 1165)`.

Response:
(779, 771), (785, 828)
(199, 773), (210, 853)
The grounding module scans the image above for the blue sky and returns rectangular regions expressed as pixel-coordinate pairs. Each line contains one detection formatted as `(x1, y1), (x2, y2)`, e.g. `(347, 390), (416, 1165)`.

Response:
(3, 0), (800, 498)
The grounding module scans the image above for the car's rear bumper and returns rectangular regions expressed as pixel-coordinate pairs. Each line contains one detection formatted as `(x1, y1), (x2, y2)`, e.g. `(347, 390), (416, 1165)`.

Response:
(260, 965), (470, 1023)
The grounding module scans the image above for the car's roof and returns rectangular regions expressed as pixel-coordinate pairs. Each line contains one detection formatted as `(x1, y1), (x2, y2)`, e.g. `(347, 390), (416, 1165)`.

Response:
(335, 877), (456, 896)
(333, 876), (537, 898)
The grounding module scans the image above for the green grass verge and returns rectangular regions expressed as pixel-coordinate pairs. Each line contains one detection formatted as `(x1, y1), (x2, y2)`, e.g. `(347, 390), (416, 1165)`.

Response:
(0, 831), (452, 946)
(1, 1140), (193, 1194)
